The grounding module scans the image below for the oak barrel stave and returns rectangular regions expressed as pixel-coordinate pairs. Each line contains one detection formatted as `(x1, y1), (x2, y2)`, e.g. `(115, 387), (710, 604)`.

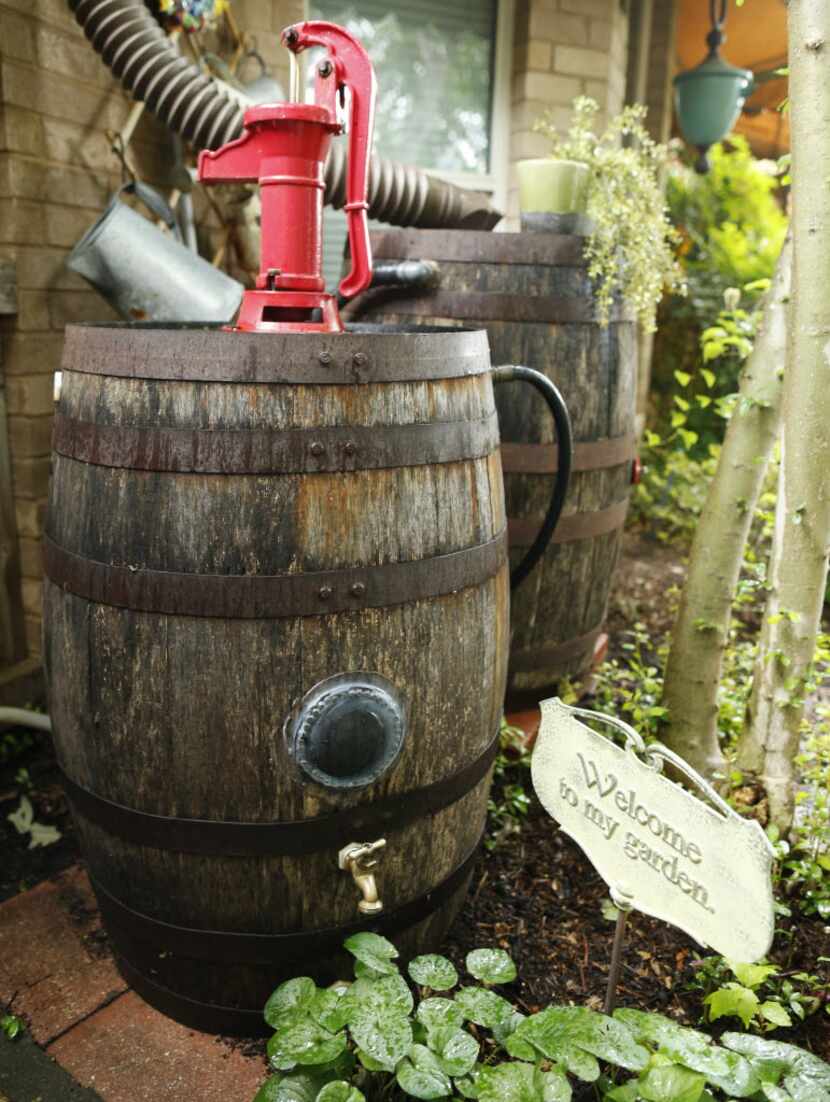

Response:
(43, 323), (509, 1030)
(349, 232), (637, 702)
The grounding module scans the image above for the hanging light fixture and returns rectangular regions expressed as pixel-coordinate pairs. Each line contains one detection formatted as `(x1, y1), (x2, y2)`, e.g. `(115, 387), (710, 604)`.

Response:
(673, 0), (754, 172)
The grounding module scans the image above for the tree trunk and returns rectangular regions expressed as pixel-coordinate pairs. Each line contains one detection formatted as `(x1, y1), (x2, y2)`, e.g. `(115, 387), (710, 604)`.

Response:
(735, 0), (830, 829)
(661, 235), (791, 776)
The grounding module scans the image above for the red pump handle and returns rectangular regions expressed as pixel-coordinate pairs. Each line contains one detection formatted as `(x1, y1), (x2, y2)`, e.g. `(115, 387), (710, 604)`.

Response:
(281, 21), (376, 301)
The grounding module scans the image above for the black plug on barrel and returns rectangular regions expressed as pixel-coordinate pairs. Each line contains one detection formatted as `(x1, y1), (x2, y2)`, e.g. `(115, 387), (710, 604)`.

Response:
(492, 365), (573, 590)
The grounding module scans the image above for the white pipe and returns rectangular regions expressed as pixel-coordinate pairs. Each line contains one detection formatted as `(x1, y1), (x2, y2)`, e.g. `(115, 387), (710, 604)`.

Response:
(0, 707), (51, 733)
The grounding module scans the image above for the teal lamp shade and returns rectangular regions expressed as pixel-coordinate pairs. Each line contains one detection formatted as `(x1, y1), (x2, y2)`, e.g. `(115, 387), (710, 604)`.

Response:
(674, 54), (754, 171)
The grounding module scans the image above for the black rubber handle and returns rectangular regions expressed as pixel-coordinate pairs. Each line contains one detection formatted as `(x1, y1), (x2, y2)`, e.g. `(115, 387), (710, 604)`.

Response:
(492, 365), (573, 591)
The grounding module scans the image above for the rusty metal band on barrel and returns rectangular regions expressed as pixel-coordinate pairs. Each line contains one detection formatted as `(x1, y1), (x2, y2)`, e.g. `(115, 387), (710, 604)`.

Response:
(369, 229), (588, 266)
(508, 500), (628, 547)
(99, 838), (481, 1036)
(500, 434), (635, 475)
(43, 530), (507, 618)
(59, 728), (499, 857)
(91, 835), (481, 966)
(51, 411), (501, 474)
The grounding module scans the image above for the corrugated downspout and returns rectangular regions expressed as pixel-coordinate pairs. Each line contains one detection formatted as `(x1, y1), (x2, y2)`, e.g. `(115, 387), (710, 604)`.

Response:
(69, 0), (502, 230)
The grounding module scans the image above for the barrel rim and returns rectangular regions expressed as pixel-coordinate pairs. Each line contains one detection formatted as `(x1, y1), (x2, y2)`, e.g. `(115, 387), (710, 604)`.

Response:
(61, 322), (491, 385)
(369, 228), (588, 266)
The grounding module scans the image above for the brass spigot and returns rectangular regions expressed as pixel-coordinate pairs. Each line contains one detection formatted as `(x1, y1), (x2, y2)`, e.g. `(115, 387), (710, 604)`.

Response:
(338, 839), (386, 915)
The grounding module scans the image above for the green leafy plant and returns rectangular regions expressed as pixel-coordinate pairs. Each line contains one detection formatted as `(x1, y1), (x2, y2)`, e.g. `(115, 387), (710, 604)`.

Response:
(486, 717), (533, 851)
(534, 96), (686, 331)
(688, 956), (829, 1034)
(1, 1014), (22, 1040)
(255, 937), (830, 1102)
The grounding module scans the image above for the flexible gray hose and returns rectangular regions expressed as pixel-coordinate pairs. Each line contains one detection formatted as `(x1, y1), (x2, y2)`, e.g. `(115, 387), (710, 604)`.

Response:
(0, 707), (51, 733)
(69, 0), (501, 229)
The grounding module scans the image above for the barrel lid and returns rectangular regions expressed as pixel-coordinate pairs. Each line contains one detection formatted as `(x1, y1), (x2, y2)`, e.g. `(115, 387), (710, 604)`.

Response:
(369, 228), (587, 267)
(61, 322), (491, 384)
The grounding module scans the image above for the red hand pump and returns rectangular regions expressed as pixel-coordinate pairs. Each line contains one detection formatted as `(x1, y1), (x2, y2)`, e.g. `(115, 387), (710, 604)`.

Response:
(197, 21), (376, 332)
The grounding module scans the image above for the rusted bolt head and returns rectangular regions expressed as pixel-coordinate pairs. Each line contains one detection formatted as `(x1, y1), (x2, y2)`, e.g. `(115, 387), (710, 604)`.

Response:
(343, 441), (356, 456)
(352, 352), (367, 367)
(350, 582), (366, 597)
(309, 441), (325, 457)
(318, 586), (333, 600)
(318, 350), (332, 365)
(318, 60), (333, 78)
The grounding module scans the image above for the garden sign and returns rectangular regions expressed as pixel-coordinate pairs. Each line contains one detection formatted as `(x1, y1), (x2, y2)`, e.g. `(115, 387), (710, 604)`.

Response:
(532, 698), (775, 963)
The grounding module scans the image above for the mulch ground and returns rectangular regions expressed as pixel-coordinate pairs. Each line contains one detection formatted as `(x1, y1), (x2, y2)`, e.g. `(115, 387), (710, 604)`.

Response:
(1, 527), (828, 1063)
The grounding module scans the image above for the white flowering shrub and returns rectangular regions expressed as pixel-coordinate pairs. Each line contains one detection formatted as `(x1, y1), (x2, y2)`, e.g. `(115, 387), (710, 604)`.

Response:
(534, 96), (686, 331)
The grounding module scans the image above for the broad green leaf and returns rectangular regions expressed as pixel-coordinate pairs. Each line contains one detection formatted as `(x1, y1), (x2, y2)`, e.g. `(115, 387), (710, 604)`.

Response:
(761, 1085), (791, 1102)
(674, 370), (691, 387)
(408, 955), (459, 991)
(349, 1010), (412, 1072)
(509, 1006), (648, 1082)
(254, 1072), (321, 1102)
(728, 961), (778, 990)
(466, 948), (517, 986)
(613, 1009), (760, 1097)
(476, 1061), (546, 1102)
(542, 1068), (572, 1101)
(759, 1002), (792, 1029)
(701, 368), (716, 388)
(343, 932), (399, 976)
(454, 986), (513, 1028)
(638, 1065), (706, 1102)
(265, 978), (318, 1027)
(705, 984), (759, 1029)
(267, 1019), (348, 1071)
(353, 960), (393, 981)
(722, 1033), (830, 1102)
(396, 1044), (452, 1100)
(492, 1010), (526, 1048)
(341, 973), (413, 1023)
(355, 1049), (386, 1073)
(427, 1025), (479, 1077)
(604, 1082), (640, 1102)
(416, 997), (464, 1033)
(310, 985), (351, 1033)
(315, 1083), (365, 1102)
(455, 1073), (480, 1099)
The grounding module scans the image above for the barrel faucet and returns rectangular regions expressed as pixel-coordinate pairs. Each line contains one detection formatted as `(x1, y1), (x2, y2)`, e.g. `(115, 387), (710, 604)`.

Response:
(339, 839), (386, 915)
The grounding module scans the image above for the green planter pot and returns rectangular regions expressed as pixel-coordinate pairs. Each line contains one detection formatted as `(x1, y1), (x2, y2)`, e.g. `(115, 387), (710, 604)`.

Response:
(516, 158), (591, 235)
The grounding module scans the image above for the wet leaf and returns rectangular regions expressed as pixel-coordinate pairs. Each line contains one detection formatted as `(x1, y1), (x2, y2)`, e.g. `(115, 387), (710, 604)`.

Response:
(343, 932), (399, 976)
(315, 1083), (365, 1102)
(341, 973), (413, 1023)
(416, 997), (464, 1033)
(408, 955), (458, 991)
(265, 978), (318, 1028)
(349, 1010), (412, 1072)
(309, 985), (351, 1034)
(396, 1044), (452, 1099)
(475, 1061), (547, 1102)
(254, 1072), (320, 1102)
(267, 1019), (347, 1071)
(454, 986), (513, 1029)
(638, 1065), (706, 1102)
(508, 1006), (648, 1081)
(705, 984), (759, 1029)
(466, 948), (517, 986)
(723, 1033), (830, 1102)
(427, 1025), (479, 1077)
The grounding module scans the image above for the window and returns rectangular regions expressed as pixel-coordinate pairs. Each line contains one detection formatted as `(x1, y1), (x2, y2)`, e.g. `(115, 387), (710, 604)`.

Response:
(308, 0), (513, 288)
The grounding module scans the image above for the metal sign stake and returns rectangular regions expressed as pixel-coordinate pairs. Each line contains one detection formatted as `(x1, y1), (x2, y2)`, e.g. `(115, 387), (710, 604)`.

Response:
(603, 889), (633, 1015)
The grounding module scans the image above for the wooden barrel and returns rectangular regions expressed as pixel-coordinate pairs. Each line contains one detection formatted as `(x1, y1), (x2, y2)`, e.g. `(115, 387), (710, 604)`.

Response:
(43, 322), (509, 1035)
(348, 230), (637, 706)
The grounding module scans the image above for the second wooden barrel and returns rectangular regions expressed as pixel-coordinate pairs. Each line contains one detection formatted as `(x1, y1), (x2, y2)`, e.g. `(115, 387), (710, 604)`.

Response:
(348, 230), (638, 705)
(43, 322), (508, 1034)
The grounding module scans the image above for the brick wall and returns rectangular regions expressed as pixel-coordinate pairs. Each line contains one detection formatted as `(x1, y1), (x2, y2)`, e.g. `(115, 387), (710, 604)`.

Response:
(0, 0), (302, 661)
(509, 0), (631, 222)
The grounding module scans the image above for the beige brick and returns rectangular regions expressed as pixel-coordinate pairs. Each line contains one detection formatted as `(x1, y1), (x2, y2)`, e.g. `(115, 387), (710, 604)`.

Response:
(12, 456), (50, 500)
(0, 9), (35, 64)
(513, 71), (581, 107)
(511, 129), (553, 160)
(558, 0), (614, 18)
(0, 0), (83, 36)
(21, 577), (42, 618)
(41, 117), (112, 171)
(585, 79), (608, 104)
(589, 18), (612, 50)
(14, 290), (51, 331)
(34, 25), (114, 90)
(44, 204), (101, 248)
(0, 105), (45, 156)
(15, 498), (45, 539)
(10, 246), (85, 292)
(0, 198), (47, 245)
(510, 99), (553, 133)
(1, 332), (64, 375)
(7, 374), (54, 417)
(48, 290), (118, 329)
(8, 415), (53, 458)
(2, 61), (125, 133)
(0, 154), (109, 209)
(554, 45), (609, 79)
(528, 7), (587, 45)
(526, 40), (553, 71)
(18, 537), (42, 579)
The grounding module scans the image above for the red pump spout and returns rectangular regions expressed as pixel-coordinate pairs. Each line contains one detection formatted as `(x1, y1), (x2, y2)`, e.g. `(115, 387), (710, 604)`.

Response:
(197, 21), (376, 333)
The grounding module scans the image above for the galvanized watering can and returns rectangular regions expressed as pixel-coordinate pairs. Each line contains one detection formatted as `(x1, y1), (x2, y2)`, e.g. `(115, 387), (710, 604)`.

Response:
(67, 180), (243, 323)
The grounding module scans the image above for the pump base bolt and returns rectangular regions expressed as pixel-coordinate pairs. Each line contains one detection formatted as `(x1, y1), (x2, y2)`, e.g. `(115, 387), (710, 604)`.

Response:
(350, 582), (366, 597)
(309, 441), (325, 456)
(318, 351), (332, 365)
(318, 586), (333, 600)
(352, 352), (367, 367)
